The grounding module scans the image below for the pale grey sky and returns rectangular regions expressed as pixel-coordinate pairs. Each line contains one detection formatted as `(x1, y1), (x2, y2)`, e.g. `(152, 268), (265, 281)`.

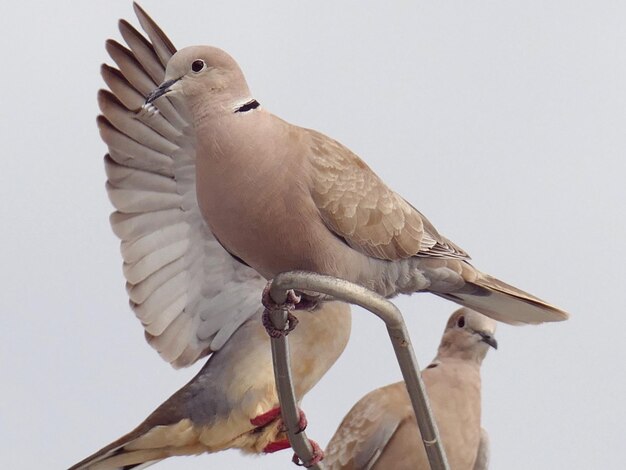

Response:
(2, 1), (625, 469)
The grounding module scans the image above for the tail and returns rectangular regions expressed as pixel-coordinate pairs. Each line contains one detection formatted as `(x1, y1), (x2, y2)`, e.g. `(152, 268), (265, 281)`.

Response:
(68, 426), (167, 470)
(68, 418), (206, 470)
(436, 270), (569, 325)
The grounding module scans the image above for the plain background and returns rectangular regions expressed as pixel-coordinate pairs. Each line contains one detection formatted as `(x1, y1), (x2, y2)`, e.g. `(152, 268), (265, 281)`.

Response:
(2, 1), (625, 469)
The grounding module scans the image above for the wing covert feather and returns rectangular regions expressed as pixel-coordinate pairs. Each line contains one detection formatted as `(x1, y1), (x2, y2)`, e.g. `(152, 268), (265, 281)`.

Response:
(308, 130), (468, 261)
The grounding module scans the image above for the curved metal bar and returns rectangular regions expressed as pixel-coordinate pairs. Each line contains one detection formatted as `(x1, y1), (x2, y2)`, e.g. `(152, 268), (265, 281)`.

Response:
(267, 271), (450, 470)
(267, 306), (322, 469)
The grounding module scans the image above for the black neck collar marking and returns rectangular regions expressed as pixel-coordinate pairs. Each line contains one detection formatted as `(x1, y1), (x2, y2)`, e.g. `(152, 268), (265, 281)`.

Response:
(234, 99), (260, 113)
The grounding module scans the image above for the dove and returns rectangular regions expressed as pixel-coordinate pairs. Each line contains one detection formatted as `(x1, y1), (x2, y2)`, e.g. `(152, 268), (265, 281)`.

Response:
(130, 5), (568, 326)
(98, 2), (275, 369)
(69, 301), (351, 469)
(84, 8), (352, 468)
(324, 308), (495, 470)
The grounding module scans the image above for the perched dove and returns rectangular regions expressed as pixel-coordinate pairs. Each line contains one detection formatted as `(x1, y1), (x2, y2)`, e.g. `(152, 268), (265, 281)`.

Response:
(324, 308), (495, 470)
(84, 9), (352, 468)
(130, 5), (568, 326)
(99, 3), (287, 368)
(69, 301), (351, 469)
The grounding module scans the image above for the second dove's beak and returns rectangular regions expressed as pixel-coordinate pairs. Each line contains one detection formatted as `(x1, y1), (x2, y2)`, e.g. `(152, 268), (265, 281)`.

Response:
(479, 332), (498, 350)
(145, 77), (181, 105)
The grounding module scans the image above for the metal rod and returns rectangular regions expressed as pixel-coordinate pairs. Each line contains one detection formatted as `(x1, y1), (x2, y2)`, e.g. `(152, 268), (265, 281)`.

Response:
(267, 306), (322, 469)
(267, 271), (450, 470)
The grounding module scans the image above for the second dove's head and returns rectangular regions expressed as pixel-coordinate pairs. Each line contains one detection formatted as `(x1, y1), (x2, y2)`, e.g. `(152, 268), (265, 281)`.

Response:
(438, 308), (498, 362)
(145, 46), (252, 112)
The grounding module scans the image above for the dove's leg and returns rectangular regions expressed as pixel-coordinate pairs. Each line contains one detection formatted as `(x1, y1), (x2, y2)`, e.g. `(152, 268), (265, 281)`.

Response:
(263, 437), (324, 468)
(263, 438), (291, 453)
(250, 407), (282, 427)
(251, 407), (308, 433)
(261, 282), (301, 338)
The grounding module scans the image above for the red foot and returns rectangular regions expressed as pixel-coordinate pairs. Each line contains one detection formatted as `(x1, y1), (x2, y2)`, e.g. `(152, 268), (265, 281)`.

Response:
(292, 439), (324, 467)
(296, 410), (308, 434)
(264, 438), (291, 453)
(252, 407), (308, 434)
(264, 436), (324, 467)
(251, 407), (282, 428)
(279, 409), (308, 434)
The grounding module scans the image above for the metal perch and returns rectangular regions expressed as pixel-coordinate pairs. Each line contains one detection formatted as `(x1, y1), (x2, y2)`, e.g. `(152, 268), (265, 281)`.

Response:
(265, 271), (450, 470)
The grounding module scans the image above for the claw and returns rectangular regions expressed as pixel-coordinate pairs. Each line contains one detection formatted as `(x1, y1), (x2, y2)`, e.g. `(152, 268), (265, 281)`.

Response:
(279, 409), (308, 434)
(295, 409), (308, 434)
(292, 439), (324, 467)
(262, 308), (299, 338)
(255, 404), (320, 466)
(262, 282), (301, 310)
(262, 281), (301, 338)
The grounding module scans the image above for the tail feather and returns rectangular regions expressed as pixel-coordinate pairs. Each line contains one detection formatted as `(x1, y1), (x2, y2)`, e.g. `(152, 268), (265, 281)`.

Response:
(69, 435), (188, 470)
(68, 426), (159, 470)
(437, 272), (569, 325)
(85, 451), (163, 470)
(68, 418), (209, 470)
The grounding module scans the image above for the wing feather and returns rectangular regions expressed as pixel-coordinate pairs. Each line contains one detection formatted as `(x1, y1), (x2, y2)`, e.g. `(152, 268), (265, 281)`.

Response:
(308, 129), (468, 261)
(325, 386), (405, 469)
(98, 6), (266, 368)
(133, 2), (177, 67)
(118, 19), (168, 84)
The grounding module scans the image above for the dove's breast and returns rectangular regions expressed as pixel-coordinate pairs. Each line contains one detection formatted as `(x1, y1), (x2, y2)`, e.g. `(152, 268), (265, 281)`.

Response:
(194, 111), (374, 280)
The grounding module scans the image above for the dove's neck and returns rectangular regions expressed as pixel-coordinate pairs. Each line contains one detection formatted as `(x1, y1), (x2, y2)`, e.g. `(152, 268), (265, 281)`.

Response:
(435, 337), (489, 365)
(422, 356), (482, 470)
(195, 108), (288, 168)
(232, 98), (261, 113)
(187, 81), (255, 126)
(426, 355), (482, 404)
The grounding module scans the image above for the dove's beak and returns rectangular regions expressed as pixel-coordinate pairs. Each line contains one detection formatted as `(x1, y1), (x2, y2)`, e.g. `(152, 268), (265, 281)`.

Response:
(479, 332), (498, 350)
(145, 77), (181, 105)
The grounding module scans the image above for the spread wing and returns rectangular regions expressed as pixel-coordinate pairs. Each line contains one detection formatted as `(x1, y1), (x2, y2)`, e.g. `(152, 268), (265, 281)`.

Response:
(307, 130), (469, 261)
(97, 3), (266, 368)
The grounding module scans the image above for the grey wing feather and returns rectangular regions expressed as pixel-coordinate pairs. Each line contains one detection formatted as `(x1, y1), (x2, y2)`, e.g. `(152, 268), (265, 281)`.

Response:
(354, 416), (402, 470)
(99, 5), (266, 368)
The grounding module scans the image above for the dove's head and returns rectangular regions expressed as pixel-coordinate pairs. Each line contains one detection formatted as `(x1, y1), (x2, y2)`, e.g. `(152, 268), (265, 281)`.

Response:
(145, 46), (253, 114)
(437, 308), (497, 363)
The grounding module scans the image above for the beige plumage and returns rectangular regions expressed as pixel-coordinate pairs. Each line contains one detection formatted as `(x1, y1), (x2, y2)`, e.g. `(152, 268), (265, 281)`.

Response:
(130, 5), (568, 326)
(98, 2), (276, 369)
(324, 308), (495, 470)
(69, 301), (351, 469)
(81, 8), (351, 468)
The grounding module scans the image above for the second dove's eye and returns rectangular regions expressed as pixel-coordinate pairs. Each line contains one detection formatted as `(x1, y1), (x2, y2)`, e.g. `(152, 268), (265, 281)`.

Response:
(457, 316), (465, 328)
(191, 60), (205, 72)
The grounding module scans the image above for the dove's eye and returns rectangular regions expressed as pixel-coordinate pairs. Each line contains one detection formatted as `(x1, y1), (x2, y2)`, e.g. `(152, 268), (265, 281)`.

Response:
(191, 60), (206, 73)
(457, 316), (465, 328)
